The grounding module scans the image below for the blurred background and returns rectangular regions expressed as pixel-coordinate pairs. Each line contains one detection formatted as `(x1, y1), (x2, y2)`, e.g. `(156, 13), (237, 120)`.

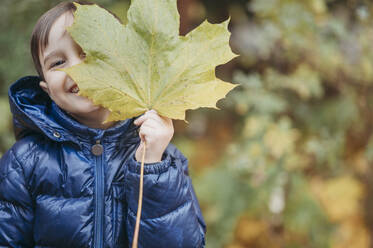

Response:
(1, 0), (373, 247)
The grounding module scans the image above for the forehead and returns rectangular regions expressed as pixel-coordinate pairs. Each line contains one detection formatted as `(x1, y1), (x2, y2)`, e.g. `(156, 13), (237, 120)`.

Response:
(41, 12), (74, 57)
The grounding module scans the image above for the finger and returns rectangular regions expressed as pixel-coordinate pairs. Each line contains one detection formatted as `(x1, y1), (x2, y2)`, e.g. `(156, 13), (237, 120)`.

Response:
(140, 115), (174, 136)
(138, 126), (154, 143)
(147, 110), (172, 125)
(134, 110), (163, 126)
(147, 109), (157, 114)
(134, 110), (156, 125)
(141, 123), (158, 131)
(146, 109), (168, 120)
(139, 119), (159, 132)
(139, 118), (160, 129)
(138, 118), (156, 132)
(134, 113), (146, 126)
(146, 110), (174, 126)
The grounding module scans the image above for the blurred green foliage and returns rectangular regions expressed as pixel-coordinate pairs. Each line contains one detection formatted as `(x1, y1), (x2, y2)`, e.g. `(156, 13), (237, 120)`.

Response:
(192, 0), (373, 247)
(1, 0), (373, 247)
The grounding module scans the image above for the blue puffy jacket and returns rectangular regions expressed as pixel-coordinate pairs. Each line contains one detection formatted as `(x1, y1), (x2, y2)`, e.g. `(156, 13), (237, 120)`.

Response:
(0, 76), (206, 248)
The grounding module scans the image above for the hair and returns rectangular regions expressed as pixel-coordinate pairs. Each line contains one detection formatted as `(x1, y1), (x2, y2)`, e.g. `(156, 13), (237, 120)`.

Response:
(30, 1), (121, 81)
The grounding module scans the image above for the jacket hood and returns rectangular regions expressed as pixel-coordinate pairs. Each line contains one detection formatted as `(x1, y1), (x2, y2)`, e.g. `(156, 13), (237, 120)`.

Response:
(9, 76), (139, 146)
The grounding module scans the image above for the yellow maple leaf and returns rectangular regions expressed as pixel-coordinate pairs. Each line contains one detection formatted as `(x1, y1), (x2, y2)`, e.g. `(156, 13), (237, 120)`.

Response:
(62, 1), (238, 122)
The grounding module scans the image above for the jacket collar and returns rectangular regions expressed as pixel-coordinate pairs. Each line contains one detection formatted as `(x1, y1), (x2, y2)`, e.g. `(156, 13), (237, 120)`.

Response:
(9, 76), (139, 147)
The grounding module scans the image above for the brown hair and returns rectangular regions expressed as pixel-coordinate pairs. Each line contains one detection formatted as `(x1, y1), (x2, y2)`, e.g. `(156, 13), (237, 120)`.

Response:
(30, 1), (121, 81)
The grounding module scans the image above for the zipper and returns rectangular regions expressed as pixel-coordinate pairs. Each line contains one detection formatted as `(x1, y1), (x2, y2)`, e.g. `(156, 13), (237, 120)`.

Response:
(112, 189), (119, 244)
(94, 140), (104, 248)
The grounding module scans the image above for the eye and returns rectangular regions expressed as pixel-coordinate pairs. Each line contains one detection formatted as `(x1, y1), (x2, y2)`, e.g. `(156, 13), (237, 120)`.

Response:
(81, 52), (86, 59)
(50, 60), (65, 69)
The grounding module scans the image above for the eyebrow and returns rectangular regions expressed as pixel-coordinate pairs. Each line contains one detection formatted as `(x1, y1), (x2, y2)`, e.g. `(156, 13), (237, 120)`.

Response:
(43, 50), (62, 67)
(42, 29), (69, 67)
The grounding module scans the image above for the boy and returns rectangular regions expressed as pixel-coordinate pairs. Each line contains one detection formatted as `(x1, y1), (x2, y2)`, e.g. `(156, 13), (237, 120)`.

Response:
(0, 1), (206, 247)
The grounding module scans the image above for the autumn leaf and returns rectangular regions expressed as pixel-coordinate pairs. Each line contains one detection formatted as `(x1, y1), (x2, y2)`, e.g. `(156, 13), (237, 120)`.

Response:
(311, 176), (364, 222)
(62, 0), (238, 122)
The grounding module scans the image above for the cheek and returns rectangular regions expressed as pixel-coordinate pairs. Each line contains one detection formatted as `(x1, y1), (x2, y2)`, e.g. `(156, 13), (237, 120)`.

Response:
(44, 71), (66, 91)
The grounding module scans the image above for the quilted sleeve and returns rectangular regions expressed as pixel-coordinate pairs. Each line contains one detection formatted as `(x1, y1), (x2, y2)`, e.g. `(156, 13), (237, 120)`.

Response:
(0, 148), (34, 247)
(125, 144), (206, 248)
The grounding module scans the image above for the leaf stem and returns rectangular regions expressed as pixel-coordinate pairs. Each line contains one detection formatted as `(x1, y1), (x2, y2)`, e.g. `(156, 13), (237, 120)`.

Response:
(132, 142), (146, 248)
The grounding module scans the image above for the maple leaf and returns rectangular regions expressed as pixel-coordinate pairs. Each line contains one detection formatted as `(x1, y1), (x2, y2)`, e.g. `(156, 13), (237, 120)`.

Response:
(63, 0), (238, 122)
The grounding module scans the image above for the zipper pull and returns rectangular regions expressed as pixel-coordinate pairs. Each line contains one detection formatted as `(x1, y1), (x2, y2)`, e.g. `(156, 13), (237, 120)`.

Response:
(91, 140), (103, 156)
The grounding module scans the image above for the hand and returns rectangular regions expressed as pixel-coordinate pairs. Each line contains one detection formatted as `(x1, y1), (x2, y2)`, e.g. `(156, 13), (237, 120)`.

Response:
(134, 110), (174, 163)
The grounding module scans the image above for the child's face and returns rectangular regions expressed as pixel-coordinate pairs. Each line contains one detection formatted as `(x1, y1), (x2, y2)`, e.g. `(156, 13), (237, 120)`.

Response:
(39, 12), (110, 125)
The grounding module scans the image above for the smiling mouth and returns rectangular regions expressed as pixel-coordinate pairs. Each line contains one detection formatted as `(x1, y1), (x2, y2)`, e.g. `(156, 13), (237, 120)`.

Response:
(70, 85), (80, 93)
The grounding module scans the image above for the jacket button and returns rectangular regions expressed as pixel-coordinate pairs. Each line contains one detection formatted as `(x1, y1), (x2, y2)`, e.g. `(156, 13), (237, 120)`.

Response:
(91, 143), (103, 156)
(53, 131), (61, 138)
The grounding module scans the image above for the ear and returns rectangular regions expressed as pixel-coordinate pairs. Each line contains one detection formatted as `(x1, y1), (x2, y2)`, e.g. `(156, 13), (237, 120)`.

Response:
(39, 81), (50, 94)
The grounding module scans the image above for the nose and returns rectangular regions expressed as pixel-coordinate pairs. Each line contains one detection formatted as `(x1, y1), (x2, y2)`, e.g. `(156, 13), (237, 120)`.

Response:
(70, 54), (84, 67)
(68, 48), (86, 67)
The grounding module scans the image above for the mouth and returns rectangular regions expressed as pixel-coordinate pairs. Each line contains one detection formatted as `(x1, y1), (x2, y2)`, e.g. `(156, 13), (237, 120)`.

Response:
(69, 84), (80, 94)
